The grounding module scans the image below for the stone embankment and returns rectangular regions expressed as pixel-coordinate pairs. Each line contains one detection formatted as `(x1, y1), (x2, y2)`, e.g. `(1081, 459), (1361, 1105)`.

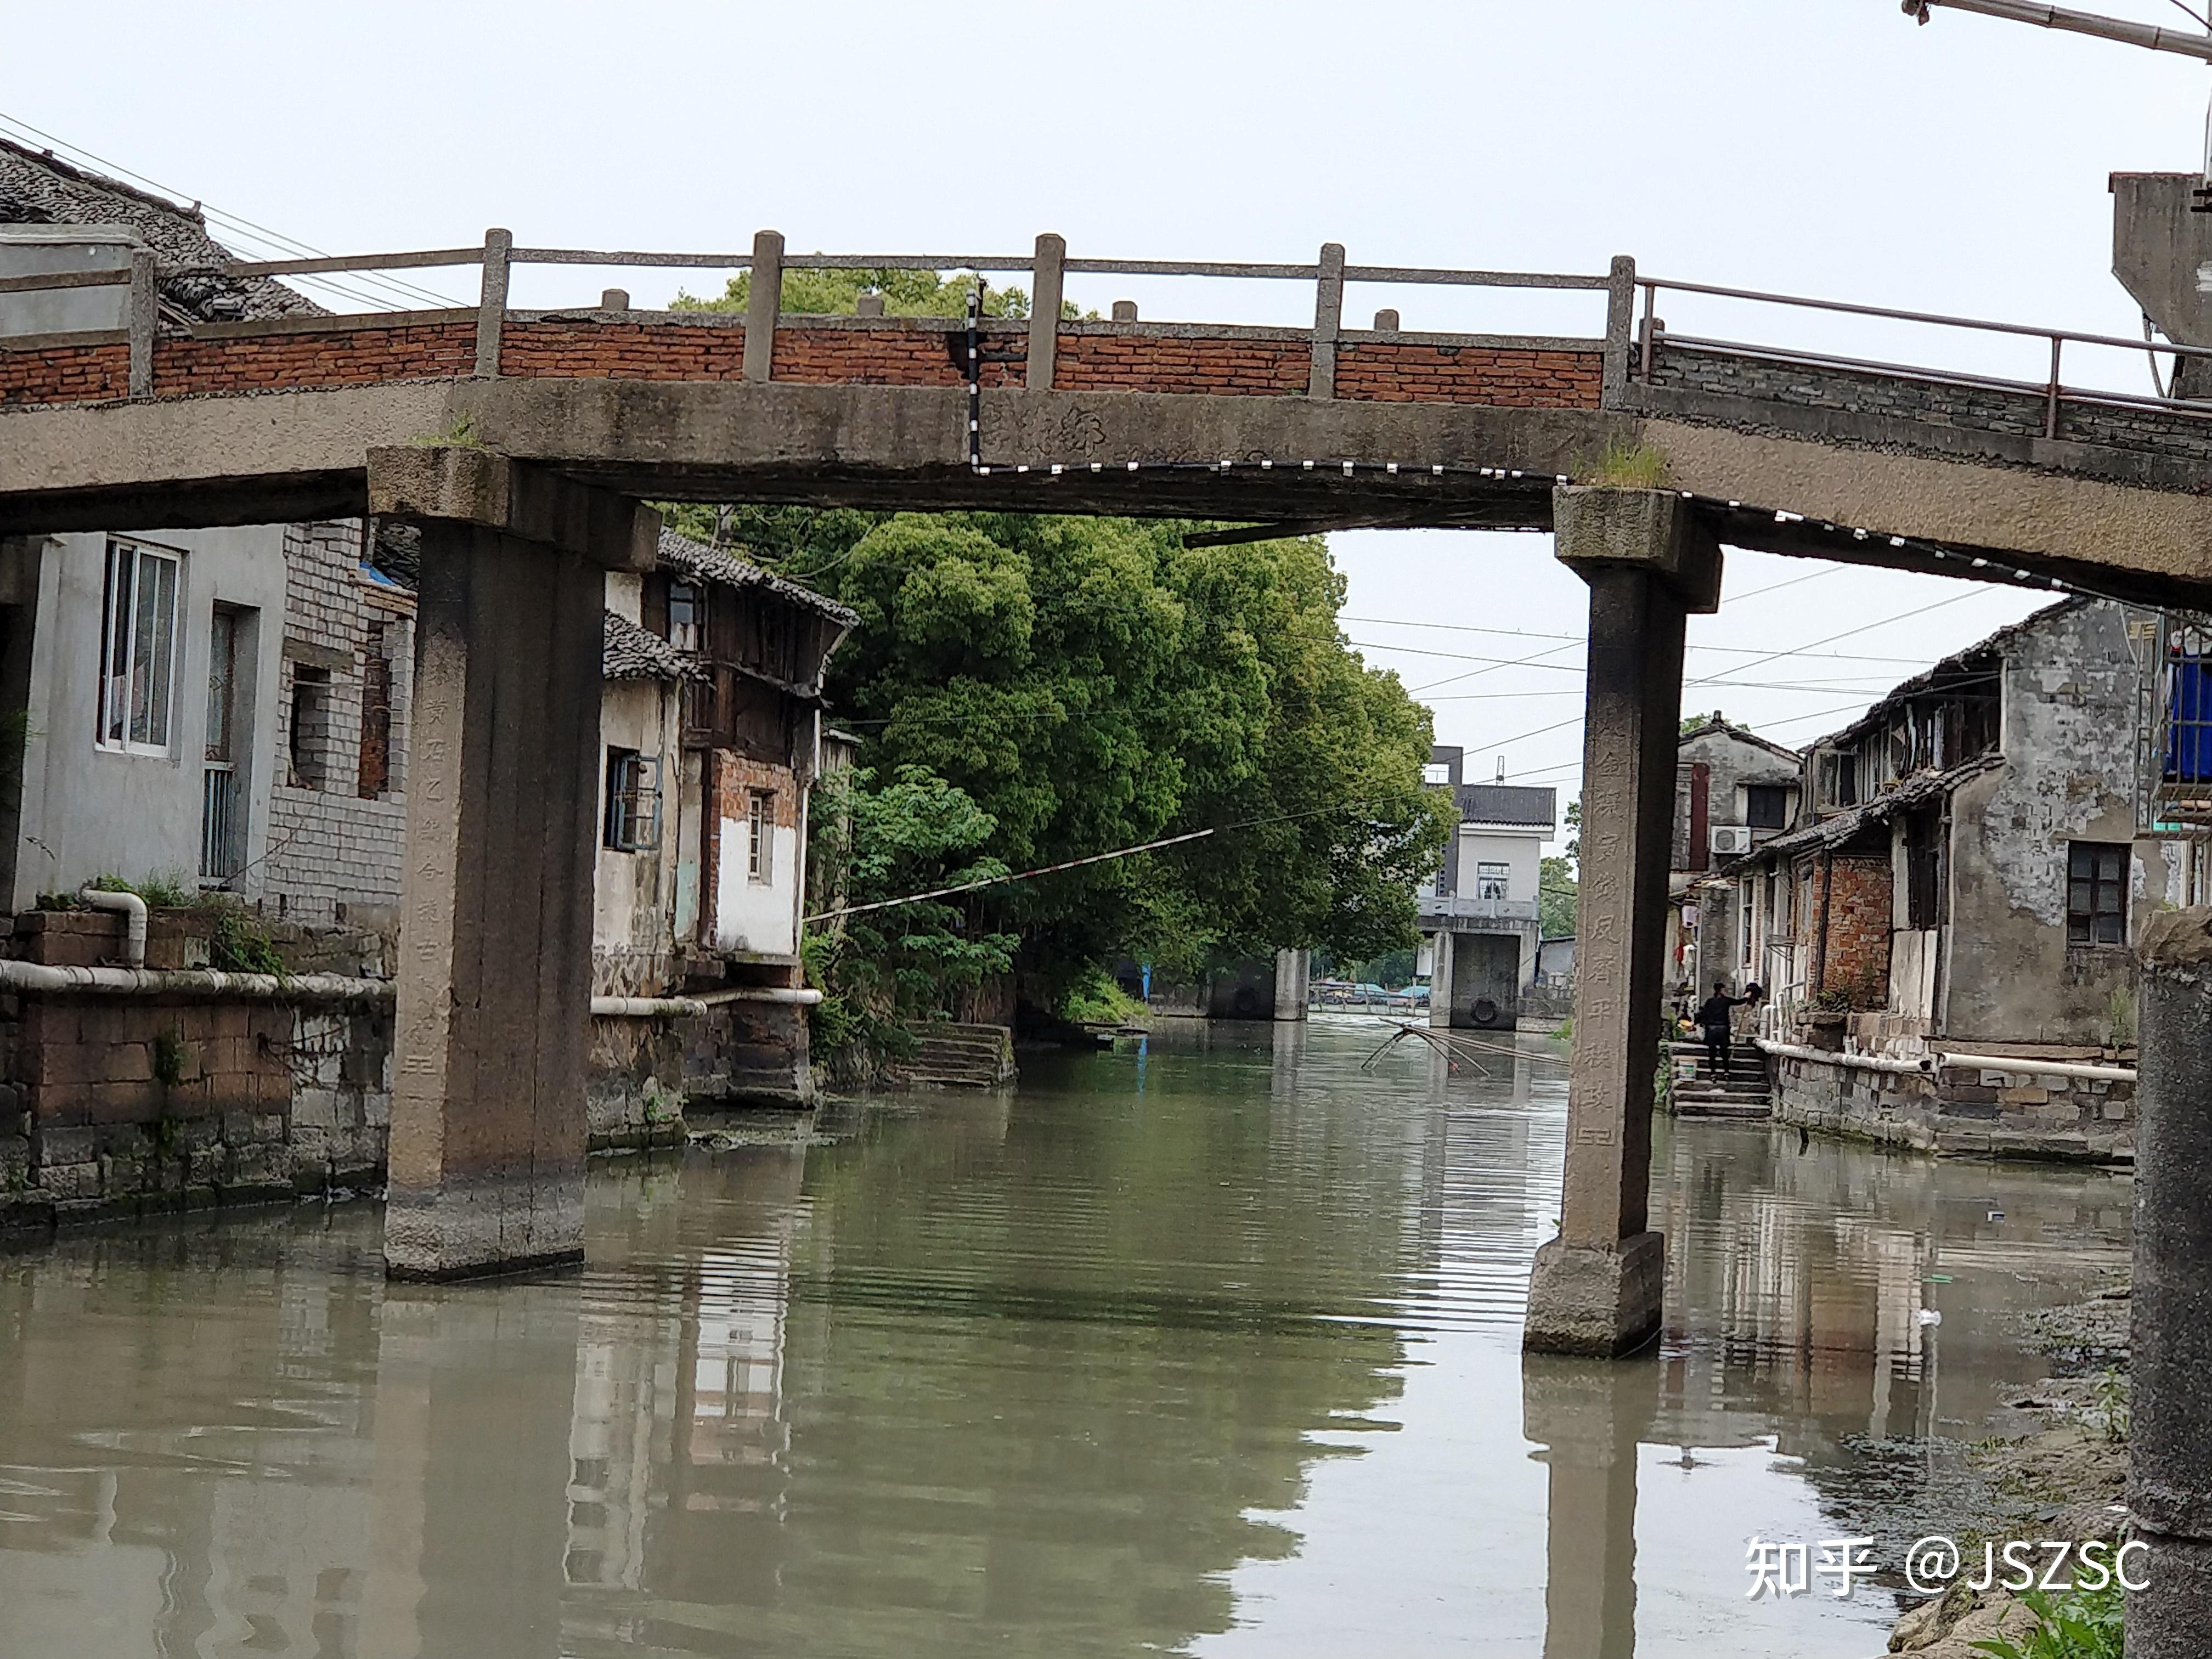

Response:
(1883, 1284), (2131, 1656)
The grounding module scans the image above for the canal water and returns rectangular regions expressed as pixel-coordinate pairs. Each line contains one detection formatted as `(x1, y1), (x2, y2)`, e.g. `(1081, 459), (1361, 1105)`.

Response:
(0, 1019), (2130, 1657)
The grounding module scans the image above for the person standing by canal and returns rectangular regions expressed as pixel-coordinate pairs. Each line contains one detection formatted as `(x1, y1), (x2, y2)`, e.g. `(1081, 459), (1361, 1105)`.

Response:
(1695, 980), (1764, 1077)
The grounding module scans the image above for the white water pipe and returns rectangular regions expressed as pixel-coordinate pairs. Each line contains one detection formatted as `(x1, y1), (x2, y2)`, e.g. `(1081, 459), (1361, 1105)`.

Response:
(76, 885), (147, 968)
(1756, 1039), (1933, 1076)
(0, 958), (390, 1002)
(1934, 1050), (2138, 1084)
(590, 996), (710, 1019)
(589, 986), (824, 1018)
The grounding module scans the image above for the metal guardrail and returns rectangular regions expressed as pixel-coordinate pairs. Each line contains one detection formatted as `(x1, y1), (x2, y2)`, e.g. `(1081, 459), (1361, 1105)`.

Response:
(1633, 274), (2212, 440)
(10, 224), (2212, 439)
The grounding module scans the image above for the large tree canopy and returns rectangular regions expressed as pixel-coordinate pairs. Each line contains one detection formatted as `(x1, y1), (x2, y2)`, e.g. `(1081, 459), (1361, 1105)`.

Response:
(691, 503), (1451, 1007)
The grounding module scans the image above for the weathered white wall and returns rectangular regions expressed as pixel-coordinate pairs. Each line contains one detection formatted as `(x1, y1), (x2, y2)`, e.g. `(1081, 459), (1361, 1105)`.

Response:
(1455, 826), (1543, 900)
(13, 526), (286, 907)
(592, 678), (684, 995)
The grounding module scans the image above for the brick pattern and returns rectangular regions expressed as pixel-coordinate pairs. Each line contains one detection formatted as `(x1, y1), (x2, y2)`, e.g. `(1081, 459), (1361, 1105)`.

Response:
(0, 340), (127, 406)
(0, 316), (1603, 411)
(772, 326), (1021, 387)
(1809, 854), (1892, 1009)
(1336, 342), (1602, 407)
(501, 319), (747, 380)
(1052, 331), (1311, 397)
(150, 321), (474, 396)
(262, 521), (414, 927)
(0, 991), (392, 1232)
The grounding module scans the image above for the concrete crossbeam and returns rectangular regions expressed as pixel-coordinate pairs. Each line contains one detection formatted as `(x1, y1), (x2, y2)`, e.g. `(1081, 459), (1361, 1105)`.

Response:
(368, 445), (659, 572)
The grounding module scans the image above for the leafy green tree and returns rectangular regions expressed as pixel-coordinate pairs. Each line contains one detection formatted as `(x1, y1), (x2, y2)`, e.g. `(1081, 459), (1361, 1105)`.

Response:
(732, 505), (1450, 1011)
(1539, 856), (1578, 940)
(803, 765), (1018, 1064)
(673, 266), (1033, 319)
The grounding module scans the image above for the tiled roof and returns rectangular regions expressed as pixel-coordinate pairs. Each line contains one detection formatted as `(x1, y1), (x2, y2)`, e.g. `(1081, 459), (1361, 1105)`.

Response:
(0, 136), (319, 325)
(1723, 752), (2004, 869)
(657, 529), (860, 628)
(1457, 783), (1556, 827)
(604, 611), (693, 681)
(1678, 712), (1800, 765)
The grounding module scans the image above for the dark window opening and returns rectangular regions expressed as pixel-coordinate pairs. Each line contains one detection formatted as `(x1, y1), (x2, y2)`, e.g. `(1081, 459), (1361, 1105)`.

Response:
(604, 749), (662, 852)
(358, 624), (392, 799)
(1746, 785), (1790, 830)
(1905, 812), (1944, 930)
(2067, 842), (2128, 947)
(288, 665), (331, 791)
(748, 790), (775, 882)
(667, 582), (704, 653)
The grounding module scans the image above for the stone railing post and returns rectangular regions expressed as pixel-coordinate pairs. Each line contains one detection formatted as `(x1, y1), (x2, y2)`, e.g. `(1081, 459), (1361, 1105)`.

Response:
(1308, 241), (1345, 400)
(743, 229), (784, 383)
(1601, 255), (1637, 406)
(1525, 486), (1719, 1359)
(126, 247), (156, 398)
(1027, 232), (1065, 391)
(474, 228), (511, 379)
(2129, 908), (2212, 1653)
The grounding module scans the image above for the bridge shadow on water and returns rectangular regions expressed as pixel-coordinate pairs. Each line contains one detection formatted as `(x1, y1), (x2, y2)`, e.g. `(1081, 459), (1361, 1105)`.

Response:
(0, 1019), (2128, 1657)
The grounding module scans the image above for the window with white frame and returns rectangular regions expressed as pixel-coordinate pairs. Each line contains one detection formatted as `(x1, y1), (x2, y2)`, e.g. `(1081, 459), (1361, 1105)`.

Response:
(748, 790), (775, 882)
(97, 537), (180, 753)
(1474, 861), (1510, 900)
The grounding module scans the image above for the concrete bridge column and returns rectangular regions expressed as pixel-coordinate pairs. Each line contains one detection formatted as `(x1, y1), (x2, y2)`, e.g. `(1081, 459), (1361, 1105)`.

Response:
(2128, 909), (2212, 1653)
(370, 448), (658, 1281)
(1525, 488), (1718, 1357)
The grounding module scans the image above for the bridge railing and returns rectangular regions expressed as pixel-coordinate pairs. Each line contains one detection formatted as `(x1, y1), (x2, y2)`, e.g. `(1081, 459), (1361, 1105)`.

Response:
(1631, 273), (2212, 437)
(1, 228), (1622, 399)
(19, 225), (2212, 439)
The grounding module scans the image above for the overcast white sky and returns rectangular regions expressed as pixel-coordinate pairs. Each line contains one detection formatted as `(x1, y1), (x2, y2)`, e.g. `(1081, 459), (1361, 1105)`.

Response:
(7, 0), (2204, 831)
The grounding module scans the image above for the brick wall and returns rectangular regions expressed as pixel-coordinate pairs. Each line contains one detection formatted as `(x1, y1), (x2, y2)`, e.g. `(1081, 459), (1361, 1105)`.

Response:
(0, 338), (127, 407)
(1812, 854), (1892, 1009)
(0, 312), (1606, 413)
(502, 319), (747, 380)
(1336, 342), (1602, 407)
(152, 318), (474, 396)
(1052, 331), (1312, 397)
(261, 521), (414, 927)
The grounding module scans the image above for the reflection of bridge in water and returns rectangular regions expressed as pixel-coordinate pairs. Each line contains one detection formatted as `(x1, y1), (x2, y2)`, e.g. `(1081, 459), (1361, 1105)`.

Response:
(0, 1025), (2130, 1656)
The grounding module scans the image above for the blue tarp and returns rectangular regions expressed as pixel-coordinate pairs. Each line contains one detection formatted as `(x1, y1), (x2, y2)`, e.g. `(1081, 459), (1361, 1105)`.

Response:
(2167, 657), (2212, 783)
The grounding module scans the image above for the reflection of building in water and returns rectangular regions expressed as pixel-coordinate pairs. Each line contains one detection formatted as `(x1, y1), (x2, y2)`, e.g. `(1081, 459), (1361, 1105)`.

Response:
(563, 1147), (806, 1613)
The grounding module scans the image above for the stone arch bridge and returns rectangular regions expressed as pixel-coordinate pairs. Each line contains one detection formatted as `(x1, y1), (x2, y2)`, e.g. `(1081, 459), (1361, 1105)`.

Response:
(7, 191), (2212, 1336)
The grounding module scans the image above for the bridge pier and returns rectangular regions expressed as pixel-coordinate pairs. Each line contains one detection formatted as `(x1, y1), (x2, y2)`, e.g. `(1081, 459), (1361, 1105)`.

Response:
(2128, 909), (2212, 1652)
(370, 448), (658, 1281)
(1525, 488), (1718, 1357)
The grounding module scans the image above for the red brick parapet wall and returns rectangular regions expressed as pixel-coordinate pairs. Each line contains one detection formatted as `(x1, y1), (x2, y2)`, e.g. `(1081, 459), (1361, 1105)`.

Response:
(0, 310), (1605, 411)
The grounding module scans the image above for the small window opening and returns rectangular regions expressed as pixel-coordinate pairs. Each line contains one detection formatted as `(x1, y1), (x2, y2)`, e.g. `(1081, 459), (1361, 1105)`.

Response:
(748, 790), (775, 882)
(288, 665), (331, 790)
(667, 582), (704, 653)
(604, 748), (662, 852)
(2067, 842), (2128, 947)
(358, 623), (392, 799)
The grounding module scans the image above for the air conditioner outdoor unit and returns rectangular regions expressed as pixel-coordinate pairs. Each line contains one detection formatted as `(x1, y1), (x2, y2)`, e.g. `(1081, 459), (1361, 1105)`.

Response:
(1710, 825), (1753, 857)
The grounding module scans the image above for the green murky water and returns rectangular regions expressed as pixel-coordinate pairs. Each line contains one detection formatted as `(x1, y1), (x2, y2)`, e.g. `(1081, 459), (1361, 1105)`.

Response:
(0, 1019), (2130, 1656)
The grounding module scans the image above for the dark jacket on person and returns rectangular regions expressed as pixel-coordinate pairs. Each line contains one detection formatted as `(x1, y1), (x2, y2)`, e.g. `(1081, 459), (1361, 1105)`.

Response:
(1695, 994), (1745, 1033)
